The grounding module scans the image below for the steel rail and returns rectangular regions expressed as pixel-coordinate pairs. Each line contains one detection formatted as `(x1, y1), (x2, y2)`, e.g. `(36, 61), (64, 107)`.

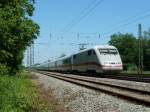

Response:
(103, 74), (150, 83)
(37, 71), (150, 106)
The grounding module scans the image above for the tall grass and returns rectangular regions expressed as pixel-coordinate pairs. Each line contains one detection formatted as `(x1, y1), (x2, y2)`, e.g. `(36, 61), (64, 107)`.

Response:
(0, 71), (52, 112)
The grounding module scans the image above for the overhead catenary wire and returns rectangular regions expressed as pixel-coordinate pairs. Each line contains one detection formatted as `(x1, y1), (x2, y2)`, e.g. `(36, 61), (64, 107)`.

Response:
(61, 8), (150, 39)
(102, 10), (150, 37)
(61, 0), (103, 35)
(57, 10), (150, 47)
(50, 2), (150, 47)
(62, 0), (98, 33)
(74, 8), (150, 37)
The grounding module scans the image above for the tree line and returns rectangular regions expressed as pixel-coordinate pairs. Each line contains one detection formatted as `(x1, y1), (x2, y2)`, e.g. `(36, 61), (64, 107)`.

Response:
(0, 0), (39, 74)
(109, 30), (150, 71)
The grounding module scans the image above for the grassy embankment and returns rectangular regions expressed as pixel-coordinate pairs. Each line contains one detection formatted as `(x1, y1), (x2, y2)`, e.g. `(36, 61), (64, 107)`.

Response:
(0, 71), (67, 112)
(122, 71), (150, 75)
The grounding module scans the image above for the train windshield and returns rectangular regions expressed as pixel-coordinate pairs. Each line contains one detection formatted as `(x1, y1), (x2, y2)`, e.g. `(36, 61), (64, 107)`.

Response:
(99, 49), (118, 55)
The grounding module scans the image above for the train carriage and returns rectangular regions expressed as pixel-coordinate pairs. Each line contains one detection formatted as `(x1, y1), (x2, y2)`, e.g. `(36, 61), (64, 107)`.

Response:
(36, 45), (123, 74)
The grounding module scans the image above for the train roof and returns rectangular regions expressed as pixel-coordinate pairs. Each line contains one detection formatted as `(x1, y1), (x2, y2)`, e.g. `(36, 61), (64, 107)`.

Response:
(53, 45), (117, 60)
(93, 45), (116, 49)
(39, 45), (117, 64)
(72, 45), (116, 55)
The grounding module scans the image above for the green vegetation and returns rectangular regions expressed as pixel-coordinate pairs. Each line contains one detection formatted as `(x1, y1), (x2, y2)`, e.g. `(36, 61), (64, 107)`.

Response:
(0, 69), (68, 112)
(0, 64), (10, 76)
(0, 1), (68, 111)
(122, 70), (150, 75)
(0, 0), (39, 74)
(109, 31), (150, 71)
(0, 72), (50, 112)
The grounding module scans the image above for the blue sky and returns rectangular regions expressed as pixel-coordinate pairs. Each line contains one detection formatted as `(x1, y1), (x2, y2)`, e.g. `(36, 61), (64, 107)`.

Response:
(24, 0), (150, 65)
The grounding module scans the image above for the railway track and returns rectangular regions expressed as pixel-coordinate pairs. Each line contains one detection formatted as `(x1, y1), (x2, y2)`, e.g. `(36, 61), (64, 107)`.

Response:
(103, 73), (150, 83)
(61, 72), (150, 83)
(36, 71), (150, 107)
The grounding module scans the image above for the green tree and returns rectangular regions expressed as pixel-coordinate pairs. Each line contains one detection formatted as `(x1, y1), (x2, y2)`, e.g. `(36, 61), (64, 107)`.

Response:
(109, 33), (138, 70)
(143, 29), (150, 70)
(0, 0), (39, 74)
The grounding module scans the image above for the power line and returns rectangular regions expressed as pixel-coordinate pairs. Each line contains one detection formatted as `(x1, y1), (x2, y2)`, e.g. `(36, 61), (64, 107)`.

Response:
(61, 0), (103, 35)
(66, 9), (150, 38)
(105, 9), (150, 31)
(102, 10), (150, 36)
(62, 0), (98, 33)
(64, 0), (103, 34)
(138, 24), (143, 74)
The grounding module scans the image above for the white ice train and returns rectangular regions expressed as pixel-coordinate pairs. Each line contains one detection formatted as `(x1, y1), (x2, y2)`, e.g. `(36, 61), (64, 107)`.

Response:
(36, 45), (123, 74)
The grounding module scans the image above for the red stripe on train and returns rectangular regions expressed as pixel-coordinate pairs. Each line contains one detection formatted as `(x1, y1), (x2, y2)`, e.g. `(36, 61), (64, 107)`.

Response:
(55, 62), (122, 68)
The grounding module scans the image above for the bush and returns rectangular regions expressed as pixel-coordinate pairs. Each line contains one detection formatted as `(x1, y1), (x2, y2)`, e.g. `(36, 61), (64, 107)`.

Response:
(0, 72), (52, 112)
(128, 64), (138, 71)
(0, 64), (10, 76)
(0, 73), (37, 111)
(123, 63), (137, 71)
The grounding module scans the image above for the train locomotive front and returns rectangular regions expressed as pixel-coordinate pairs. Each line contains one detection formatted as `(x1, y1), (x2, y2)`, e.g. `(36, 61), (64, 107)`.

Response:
(94, 46), (123, 73)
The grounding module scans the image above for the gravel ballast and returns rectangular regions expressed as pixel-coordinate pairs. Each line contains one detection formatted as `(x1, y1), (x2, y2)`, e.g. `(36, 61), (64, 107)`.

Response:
(33, 72), (150, 112)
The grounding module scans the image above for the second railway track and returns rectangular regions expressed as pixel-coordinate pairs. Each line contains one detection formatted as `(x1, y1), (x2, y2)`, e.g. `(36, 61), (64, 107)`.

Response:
(103, 73), (150, 83)
(36, 71), (150, 107)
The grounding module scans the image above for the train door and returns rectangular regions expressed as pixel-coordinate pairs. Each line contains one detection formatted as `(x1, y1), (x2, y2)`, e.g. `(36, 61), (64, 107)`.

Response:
(71, 55), (74, 71)
(55, 61), (57, 70)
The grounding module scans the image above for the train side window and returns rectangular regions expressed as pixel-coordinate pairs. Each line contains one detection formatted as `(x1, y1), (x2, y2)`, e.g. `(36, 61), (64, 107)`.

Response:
(73, 55), (76, 59)
(88, 50), (92, 55)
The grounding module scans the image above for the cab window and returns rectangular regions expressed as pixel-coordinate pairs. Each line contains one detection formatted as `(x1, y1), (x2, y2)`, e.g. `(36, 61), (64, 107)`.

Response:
(88, 50), (92, 55)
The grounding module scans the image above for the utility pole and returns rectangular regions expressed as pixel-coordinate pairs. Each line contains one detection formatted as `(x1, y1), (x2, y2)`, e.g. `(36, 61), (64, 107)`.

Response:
(26, 43), (34, 72)
(77, 33), (79, 39)
(30, 44), (34, 69)
(99, 34), (100, 38)
(27, 47), (30, 71)
(50, 33), (52, 40)
(30, 45), (32, 69)
(138, 24), (143, 74)
(32, 43), (34, 66)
